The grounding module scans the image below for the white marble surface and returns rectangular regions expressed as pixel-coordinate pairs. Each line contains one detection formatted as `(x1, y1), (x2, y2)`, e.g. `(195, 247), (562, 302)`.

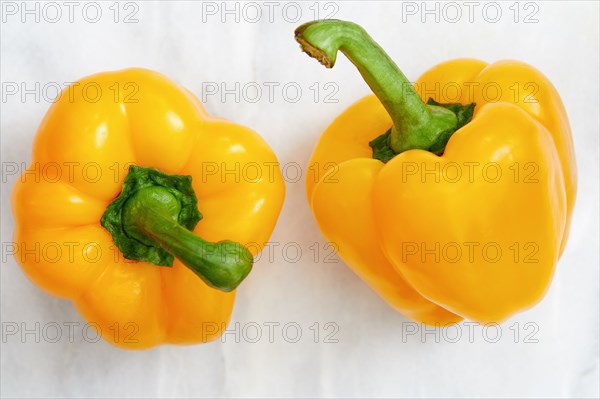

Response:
(1, 1), (598, 398)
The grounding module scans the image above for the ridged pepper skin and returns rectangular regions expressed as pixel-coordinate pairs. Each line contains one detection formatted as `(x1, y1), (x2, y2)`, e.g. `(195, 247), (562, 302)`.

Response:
(301, 21), (575, 324)
(11, 68), (285, 349)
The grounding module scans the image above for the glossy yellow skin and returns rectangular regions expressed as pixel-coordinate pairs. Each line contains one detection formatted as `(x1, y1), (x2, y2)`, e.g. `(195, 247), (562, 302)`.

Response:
(307, 59), (575, 323)
(12, 68), (285, 349)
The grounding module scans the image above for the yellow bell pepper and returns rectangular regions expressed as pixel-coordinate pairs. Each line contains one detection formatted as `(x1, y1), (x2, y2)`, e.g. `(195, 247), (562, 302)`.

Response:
(298, 20), (576, 324)
(11, 68), (285, 349)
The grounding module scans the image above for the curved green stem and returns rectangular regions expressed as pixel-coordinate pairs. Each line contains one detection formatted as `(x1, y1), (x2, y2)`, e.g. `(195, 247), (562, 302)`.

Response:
(295, 19), (459, 154)
(101, 165), (252, 293)
(123, 187), (252, 292)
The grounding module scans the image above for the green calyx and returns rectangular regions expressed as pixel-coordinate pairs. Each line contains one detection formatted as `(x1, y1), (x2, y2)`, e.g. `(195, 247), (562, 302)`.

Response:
(101, 165), (253, 292)
(295, 19), (476, 162)
(370, 99), (476, 162)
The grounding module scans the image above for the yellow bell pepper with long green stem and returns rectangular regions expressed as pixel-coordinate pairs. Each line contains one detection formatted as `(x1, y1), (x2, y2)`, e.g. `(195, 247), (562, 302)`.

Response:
(11, 68), (285, 349)
(298, 20), (576, 324)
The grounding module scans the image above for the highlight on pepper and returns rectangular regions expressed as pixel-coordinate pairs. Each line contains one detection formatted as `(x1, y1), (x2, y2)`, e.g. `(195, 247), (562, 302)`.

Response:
(11, 68), (285, 349)
(297, 19), (576, 325)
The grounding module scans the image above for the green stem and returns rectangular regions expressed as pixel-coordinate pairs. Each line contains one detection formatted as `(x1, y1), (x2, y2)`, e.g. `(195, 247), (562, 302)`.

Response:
(101, 165), (252, 293)
(122, 187), (252, 292)
(295, 19), (458, 154)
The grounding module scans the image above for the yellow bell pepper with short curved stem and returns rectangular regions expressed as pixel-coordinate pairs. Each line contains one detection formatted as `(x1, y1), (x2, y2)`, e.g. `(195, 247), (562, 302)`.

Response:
(11, 68), (285, 349)
(298, 20), (576, 323)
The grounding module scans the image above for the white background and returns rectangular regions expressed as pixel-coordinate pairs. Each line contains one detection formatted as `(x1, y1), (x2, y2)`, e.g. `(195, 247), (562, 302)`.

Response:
(1, 1), (599, 398)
